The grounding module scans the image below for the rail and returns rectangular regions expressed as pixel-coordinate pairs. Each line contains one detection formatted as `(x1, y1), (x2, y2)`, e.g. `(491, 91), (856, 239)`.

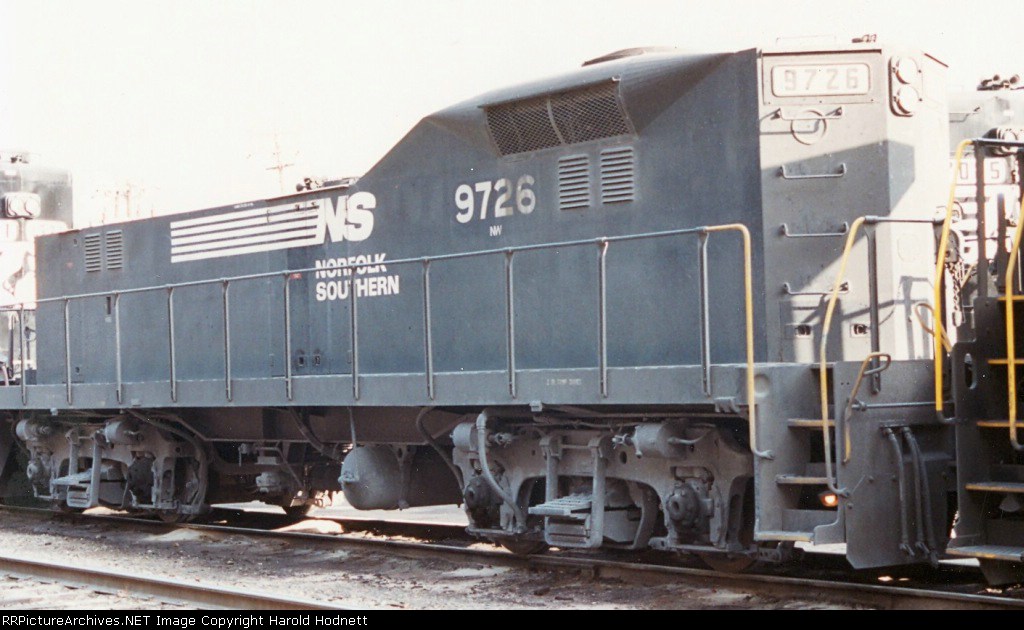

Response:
(0, 553), (348, 610)
(0, 224), (766, 455)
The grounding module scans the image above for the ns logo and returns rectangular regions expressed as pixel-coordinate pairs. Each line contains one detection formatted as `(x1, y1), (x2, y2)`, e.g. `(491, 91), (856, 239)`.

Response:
(315, 191), (376, 243)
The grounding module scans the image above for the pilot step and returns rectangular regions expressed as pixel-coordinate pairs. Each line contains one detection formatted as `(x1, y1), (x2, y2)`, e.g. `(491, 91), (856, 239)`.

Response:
(947, 545), (1024, 562)
(528, 493), (593, 520)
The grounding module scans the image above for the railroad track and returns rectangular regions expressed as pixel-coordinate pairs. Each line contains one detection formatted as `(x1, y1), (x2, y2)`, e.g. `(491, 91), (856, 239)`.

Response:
(0, 568), (191, 610)
(1, 505), (1021, 610)
(0, 552), (349, 610)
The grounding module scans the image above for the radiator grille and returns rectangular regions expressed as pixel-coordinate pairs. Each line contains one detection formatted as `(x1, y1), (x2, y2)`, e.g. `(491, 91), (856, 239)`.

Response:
(551, 82), (631, 144)
(486, 81), (632, 156)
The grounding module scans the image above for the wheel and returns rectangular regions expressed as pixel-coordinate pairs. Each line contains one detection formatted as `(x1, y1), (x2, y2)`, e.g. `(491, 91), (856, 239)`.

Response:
(497, 537), (548, 556)
(696, 479), (757, 573)
(280, 490), (323, 519)
(153, 454), (206, 524)
(0, 449), (45, 507)
(52, 498), (85, 515)
(696, 551), (756, 573)
(156, 509), (193, 524)
(282, 503), (314, 519)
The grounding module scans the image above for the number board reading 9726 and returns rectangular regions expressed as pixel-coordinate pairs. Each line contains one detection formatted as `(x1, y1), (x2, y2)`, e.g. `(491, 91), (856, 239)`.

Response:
(771, 63), (871, 97)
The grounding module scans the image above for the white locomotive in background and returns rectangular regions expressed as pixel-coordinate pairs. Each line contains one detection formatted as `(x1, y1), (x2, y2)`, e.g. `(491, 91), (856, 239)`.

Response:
(0, 152), (72, 380)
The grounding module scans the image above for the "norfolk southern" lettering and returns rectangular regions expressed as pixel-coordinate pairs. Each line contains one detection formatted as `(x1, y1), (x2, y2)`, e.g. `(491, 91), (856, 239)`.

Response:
(313, 253), (400, 302)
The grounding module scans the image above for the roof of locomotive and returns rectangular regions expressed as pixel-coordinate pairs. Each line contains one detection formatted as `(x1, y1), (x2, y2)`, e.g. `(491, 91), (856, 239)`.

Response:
(354, 46), (756, 177)
(429, 39), (942, 117)
(434, 47), (741, 116)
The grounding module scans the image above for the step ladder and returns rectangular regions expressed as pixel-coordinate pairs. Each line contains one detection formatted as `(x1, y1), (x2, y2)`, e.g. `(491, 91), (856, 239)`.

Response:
(944, 139), (1024, 573)
(52, 439), (102, 509)
(52, 471), (95, 509)
(949, 300), (1024, 568)
(756, 376), (841, 544)
(529, 435), (607, 549)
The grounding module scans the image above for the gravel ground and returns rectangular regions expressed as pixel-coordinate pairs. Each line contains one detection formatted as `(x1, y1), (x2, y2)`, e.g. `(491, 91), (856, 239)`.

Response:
(0, 510), (860, 610)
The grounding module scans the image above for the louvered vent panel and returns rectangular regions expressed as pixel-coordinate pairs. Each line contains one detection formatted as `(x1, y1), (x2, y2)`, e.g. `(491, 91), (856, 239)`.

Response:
(558, 155), (591, 210)
(84, 233), (102, 273)
(600, 147), (636, 204)
(485, 80), (633, 156)
(105, 230), (124, 270)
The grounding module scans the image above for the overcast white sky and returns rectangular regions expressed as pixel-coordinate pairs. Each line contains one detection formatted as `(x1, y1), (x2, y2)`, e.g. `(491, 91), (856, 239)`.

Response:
(2, 0), (1024, 225)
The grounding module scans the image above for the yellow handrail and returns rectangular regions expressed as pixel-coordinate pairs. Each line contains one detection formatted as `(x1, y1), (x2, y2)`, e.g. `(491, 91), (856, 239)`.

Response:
(934, 139), (974, 415)
(705, 224), (771, 459)
(841, 352), (892, 464)
(1004, 196), (1024, 451)
(819, 216), (867, 495)
(817, 141), (972, 480)
(913, 302), (952, 353)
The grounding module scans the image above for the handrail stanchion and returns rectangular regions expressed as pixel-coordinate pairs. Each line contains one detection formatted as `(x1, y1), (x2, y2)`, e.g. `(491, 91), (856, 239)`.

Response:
(422, 260), (435, 401)
(167, 287), (177, 403)
(18, 305), (26, 406)
(819, 216), (867, 496)
(597, 240), (609, 398)
(976, 151), (989, 299)
(222, 280), (232, 402)
(704, 224), (769, 459)
(505, 250), (517, 399)
(284, 275), (294, 402)
(697, 232), (712, 398)
(63, 298), (72, 405)
(841, 352), (892, 463)
(933, 138), (974, 417)
(113, 293), (123, 405)
(350, 275), (360, 401)
(1004, 196), (1024, 450)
